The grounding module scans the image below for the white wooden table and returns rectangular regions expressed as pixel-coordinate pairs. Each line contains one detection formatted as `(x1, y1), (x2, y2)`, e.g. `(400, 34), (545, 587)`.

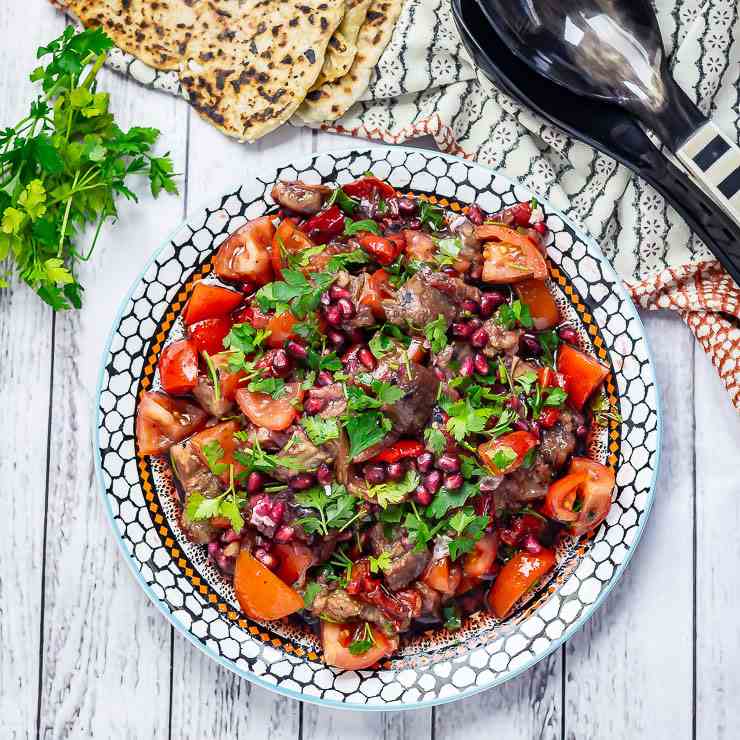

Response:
(4, 3), (740, 738)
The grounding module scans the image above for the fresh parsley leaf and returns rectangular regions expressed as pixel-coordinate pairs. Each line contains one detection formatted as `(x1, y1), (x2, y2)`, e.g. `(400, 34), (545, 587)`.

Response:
(233, 438), (302, 475)
(444, 398), (497, 442)
(367, 470), (420, 508)
(324, 249), (370, 273)
(344, 218), (381, 236)
(539, 330), (560, 367)
(369, 551), (393, 574)
(294, 484), (360, 536)
(327, 187), (358, 215)
(419, 200), (446, 231)
(345, 411), (392, 459)
(515, 370), (538, 395)
(543, 386), (568, 407)
(424, 427), (447, 456)
(223, 322), (270, 355)
(443, 604), (462, 630)
(425, 482), (477, 519)
(369, 331), (395, 359)
(201, 440), (227, 476)
(404, 505), (447, 552)
(301, 416), (340, 445)
(348, 623), (375, 656)
(492, 446), (517, 472)
(497, 300), (534, 330)
(424, 314), (448, 354)
(447, 508), (489, 561)
(247, 377), (286, 398)
(303, 581), (322, 608)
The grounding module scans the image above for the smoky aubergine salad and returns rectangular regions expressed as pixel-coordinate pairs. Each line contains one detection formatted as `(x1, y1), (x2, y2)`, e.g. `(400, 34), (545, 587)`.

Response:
(136, 175), (618, 670)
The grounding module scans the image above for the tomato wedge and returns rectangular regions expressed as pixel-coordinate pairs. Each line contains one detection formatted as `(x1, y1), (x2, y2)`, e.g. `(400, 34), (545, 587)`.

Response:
(158, 339), (199, 395)
(422, 557), (462, 595)
(273, 543), (316, 587)
(321, 621), (398, 670)
(265, 311), (297, 349)
(514, 279), (559, 330)
(234, 550), (303, 620)
(208, 351), (247, 401)
(359, 268), (393, 320)
(557, 344), (609, 410)
(235, 381), (303, 431)
(403, 229), (435, 261)
(136, 391), (208, 455)
(463, 533), (498, 578)
(271, 219), (314, 277)
(358, 233), (399, 265)
(372, 439), (425, 464)
(487, 549), (556, 619)
(183, 282), (243, 326)
(544, 458), (615, 535)
(214, 216), (274, 285)
(190, 420), (243, 484)
(478, 431), (538, 475)
(476, 224), (548, 283)
(341, 176), (396, 200)
(187, 317), (232, 356)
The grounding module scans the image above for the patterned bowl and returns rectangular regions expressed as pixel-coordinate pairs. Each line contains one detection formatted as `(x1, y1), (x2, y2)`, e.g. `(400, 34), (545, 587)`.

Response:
(94, 147), (661, 709)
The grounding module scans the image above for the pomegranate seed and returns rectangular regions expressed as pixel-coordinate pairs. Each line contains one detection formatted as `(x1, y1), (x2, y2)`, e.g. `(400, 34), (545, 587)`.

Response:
(324, 304), (342, 326)
(522, 534), (543, 555)
(358, 348), (376, 370)
(530, 421), (541, 438)
(290, 473), (315, 491)
(330, 285), (352, 301)
(460, 355), (475, 377)
(480, 291), (506, 317)
(507, 396), (522, 411)
(424, 470), (442, 495)
(558, 326), (579, 344)
(514, 419), (530, 432)
(461, 298), (479, 314)
(473, 353), (489, 375)
(436, 454), (460, 473)
(337, 297), (355, 319)
(304, 394), (327, 415)
(239, 278), (255, 295)
(347, 328), (366, 344)
(444, 473), (464, 490)
(417, 452), (434, 473)
(413, 486), (432, 506)
(317, 370), (333, 386)
(328, 330), (346, 348)
(271, 349), (291, 373)
(471, 327), (489, 348)
(398, 198), (418, 217)
(467, 317), (483, 331)
(247, 471), (264, 494)
(364, 464), (387, 485)
(270, 500), (286, 524)
(452, 322), (473, 339)
(467, 204), (486, 225)
(274, 525), (296, 543)
(286, 340), (308, 359)
(386, 462), (405, 481)
(316, 463), (333, 485)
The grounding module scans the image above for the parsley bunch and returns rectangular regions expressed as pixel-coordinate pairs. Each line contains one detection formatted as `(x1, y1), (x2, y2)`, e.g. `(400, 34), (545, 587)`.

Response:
(0, 27), (177, 309)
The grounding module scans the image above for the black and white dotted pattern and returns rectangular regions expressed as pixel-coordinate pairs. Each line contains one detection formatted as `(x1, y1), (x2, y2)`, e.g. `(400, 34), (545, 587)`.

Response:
(95, 148), (660, 709)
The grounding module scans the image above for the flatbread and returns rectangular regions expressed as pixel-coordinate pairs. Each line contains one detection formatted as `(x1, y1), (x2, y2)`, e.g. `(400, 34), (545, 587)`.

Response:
(180, 0), (345, 142)
(297, 0), (403, 123)
(312, 0), (372, 88)
(65, 0), (201, 71)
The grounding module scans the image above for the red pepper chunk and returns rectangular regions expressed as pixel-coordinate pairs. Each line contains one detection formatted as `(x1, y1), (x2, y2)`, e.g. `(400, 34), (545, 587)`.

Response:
(302, 205), (345, 243)
(342, 176), (396, 200)
(373, 439), (426, 463)
(358, 233), (400, 266)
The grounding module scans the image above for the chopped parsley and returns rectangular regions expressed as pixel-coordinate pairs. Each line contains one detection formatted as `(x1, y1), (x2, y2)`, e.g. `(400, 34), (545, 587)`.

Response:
(200, 439), (227, 476)
(247, 377), (286, 398)
(369, 551), (393, 574)
(419, 200), (446, 231)
(185, 465), (245, 533)
(344, 218), (381, 236)
(294, 484), (362, 536)
(345, 411), (392, 459)
(301, 415), (340, 445)
(424, 314), (448, 354)
(496, 300), (534, 330)
(303, 581), (322, 608)
(348, 623), (375, 655)
(367, 470), (420, 508)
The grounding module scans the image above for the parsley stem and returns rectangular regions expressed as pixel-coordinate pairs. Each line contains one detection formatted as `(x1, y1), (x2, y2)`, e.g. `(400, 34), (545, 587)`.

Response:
(81, 51), (107, 90)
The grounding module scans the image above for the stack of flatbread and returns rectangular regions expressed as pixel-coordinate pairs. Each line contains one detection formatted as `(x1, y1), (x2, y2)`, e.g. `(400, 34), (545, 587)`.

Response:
(57, 0), (404, 142)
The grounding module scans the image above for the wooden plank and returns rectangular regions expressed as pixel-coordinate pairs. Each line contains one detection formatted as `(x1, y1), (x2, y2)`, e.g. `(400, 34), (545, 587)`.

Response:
(168, 119), (313, 740)
(564, 312), (694, 739)
(0, 4), (62, 738)
(694, 332), (740, 739)
(302, 704), (432, 740)
(37, 67), (189, 737)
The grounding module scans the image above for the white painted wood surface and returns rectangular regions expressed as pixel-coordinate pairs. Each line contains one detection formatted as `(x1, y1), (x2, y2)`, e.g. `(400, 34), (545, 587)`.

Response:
(2, 4), (740, 739)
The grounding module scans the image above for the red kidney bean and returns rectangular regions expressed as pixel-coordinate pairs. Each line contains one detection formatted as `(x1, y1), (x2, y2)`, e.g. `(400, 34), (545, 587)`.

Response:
(364, 464), (387, 485)
(514, 419), (530, 432)
(417, 452), (434, 473)
(274, 525), (295, 544)
(406, 217), (422, 229)
(413, 486), (432, 506)
(452, 322), (473, 339)
(386, 461), (405, 481)
(330, 285), (352, 301)
(337, 297), (355, 319)
(324, 304), (342, 326)
(467, 204), (486, 225)
(461, 298), (480, 314)
(444, 473), (464, 490)
(304, 394), (327, 415)
(316, 463), (333, 485)
(423, 470), (442, 495)
(286, 340), (307, 359)
(530, 421), (541, 438)
(460, 355), (475, 377)
(520, 333), (542, 356)
(473, 353), (489, 375)
(271, 349), (291, 374)
(480, 291), (507, 317)
(398, 198), (418, 217)
(436, 454), (460, 473)
(328, 330), (346, 348)
(317, 370), (333, 386)
(558, 326), (579, 344)
(290, 473), (316, 491)
(471, 328), (489, 348)
(359, 347), (376, 370)
(247, 471), (264, 494)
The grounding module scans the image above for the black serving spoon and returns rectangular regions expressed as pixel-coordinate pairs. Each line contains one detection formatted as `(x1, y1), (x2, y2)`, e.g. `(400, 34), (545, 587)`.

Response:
(476, 0), (740, 227)
(452, 0), (740, 286)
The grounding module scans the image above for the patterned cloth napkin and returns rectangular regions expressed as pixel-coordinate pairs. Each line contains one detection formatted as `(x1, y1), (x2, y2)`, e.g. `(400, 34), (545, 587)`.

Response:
(53, 0), (740, 409)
